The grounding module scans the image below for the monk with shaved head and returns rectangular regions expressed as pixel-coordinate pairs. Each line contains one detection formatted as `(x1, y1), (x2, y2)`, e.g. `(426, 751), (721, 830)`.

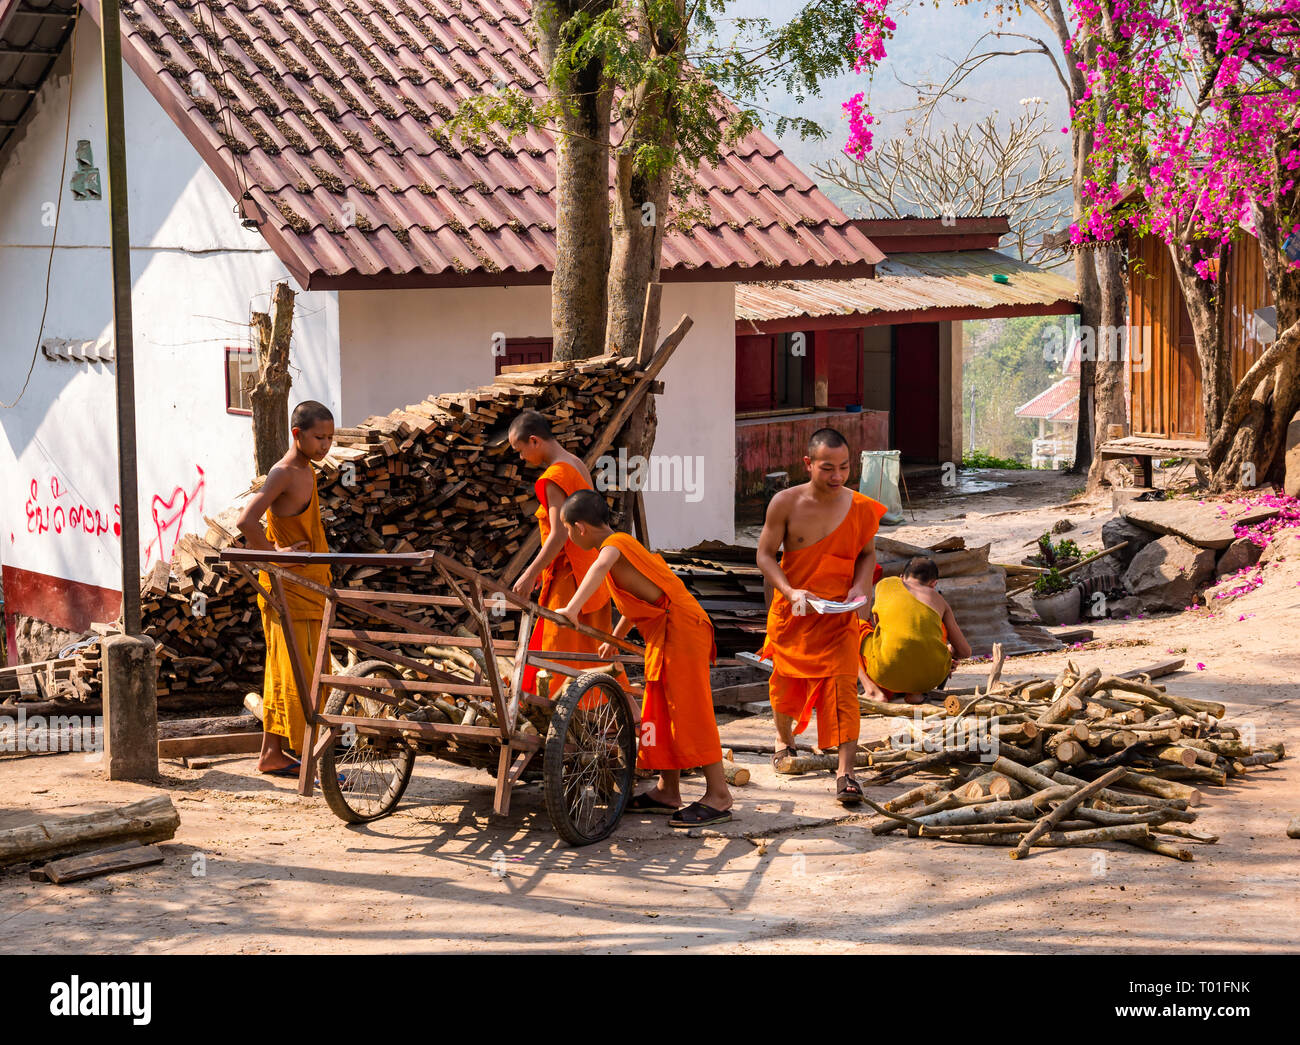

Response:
(756, 428), (886, 806)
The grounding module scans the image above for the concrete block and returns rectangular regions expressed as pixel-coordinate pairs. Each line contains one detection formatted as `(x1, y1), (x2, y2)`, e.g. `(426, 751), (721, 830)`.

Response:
(102, 633), (159, 781)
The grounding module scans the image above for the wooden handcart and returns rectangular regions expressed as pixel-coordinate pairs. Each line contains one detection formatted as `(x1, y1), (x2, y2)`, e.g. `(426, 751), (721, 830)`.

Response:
(220, 548), (646, 846)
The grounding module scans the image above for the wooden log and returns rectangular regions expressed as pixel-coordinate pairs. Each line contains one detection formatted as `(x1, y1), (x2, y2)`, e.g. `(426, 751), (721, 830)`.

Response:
(1058, 768), (1201, 807)
(243, 692), (264, 721)
(1152, 745), (1199, 769)
(1151, 824), (1219, 844)
(157, 716), (260, 740)
(930, 824), (1150, 848)
(883, 781), (948, 812)
(1124, 835), (1195, 861)
(35, 842), (165, 884)
(776, 751), (873, 775)
(0, 796), (180, 867)
(722, 760), (750, 787)
(1011, 767), (1128, 859)
(909, 788), (1075, 829)
(1139, 764), (1228, 786)
(158, 732), (263, 758)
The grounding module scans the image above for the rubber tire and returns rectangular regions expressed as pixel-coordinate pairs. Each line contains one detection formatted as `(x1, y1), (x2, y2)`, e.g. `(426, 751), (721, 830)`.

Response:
(543, 671), (637, 846)
(318, 660), (416, 824)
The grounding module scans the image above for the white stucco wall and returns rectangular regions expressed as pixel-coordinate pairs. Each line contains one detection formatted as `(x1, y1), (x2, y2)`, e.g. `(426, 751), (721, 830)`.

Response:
(0, 21), (339, 602)
(339, 279), (737, 549)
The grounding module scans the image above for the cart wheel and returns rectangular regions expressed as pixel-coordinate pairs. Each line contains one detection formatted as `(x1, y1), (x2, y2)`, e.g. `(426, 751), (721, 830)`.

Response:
(543, 671), (636, 846)
(318, 660), (416, 824)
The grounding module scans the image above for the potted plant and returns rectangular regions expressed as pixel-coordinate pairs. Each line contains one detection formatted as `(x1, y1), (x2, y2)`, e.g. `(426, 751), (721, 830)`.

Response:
(1031, 568), (1081, 626)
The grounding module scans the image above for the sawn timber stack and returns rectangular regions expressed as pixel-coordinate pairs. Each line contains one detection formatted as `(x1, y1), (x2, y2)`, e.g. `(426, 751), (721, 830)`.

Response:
(40, 352), (662, 701)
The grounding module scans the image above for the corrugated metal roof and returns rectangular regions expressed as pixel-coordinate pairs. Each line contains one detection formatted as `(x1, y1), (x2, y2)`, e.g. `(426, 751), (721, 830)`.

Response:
(1015, 376), (1079, 422)
(0, 0), (80, 164)
(735, 249), (1079, 323)
(47, 0), (882, 289)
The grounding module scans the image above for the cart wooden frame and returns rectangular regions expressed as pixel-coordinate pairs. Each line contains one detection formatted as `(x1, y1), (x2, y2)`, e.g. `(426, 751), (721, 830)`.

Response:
(220, 547), (646, 845)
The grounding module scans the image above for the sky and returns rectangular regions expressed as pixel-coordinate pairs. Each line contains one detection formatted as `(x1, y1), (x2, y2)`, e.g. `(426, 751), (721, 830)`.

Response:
(717, 0), (1075, 213)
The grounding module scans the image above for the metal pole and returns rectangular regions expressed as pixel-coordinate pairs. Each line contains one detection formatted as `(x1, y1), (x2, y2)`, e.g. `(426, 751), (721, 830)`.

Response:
(99, 0), (140, 634)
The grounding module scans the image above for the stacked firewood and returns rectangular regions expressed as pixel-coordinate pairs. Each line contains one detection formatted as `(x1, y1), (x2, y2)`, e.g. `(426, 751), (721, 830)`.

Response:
(786, 656), (1284, 860)
(52, 353), (646, 699)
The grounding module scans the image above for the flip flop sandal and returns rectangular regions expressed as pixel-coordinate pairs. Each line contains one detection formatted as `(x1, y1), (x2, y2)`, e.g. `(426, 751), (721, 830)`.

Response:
(836, 775), (864, 805)
(260, 760), (303, 779)
(772, 746), (797, 773)
(628, 792), (680, 815)
(669, 801), (733, 829)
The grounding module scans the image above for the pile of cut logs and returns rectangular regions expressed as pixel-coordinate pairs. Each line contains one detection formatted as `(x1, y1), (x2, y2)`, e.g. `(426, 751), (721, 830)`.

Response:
(29, 353), (651, 703)
(785, 655), (1285, 860)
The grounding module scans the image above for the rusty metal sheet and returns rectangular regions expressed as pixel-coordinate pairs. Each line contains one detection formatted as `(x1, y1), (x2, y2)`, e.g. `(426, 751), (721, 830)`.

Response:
(735, 249), (1079, 323)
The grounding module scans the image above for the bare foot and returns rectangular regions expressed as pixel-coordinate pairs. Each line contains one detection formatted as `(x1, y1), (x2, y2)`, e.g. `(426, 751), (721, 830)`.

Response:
(860, 673), (890, 702)
(904, 692), (926, 705)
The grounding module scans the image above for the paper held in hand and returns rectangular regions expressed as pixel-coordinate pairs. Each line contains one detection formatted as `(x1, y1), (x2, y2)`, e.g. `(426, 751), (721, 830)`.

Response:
(804, 595), (868, 615)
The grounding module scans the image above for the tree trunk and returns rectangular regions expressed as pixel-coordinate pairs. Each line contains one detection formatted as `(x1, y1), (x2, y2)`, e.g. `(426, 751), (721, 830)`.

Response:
(537, 0), (614, 362)
(250, 281), (295, 476)
(1087, 242), (1130, 490)
(1209, 178), (1300, 490)
(604, 0), (684, 538)
(1070, 146), (1101, 476)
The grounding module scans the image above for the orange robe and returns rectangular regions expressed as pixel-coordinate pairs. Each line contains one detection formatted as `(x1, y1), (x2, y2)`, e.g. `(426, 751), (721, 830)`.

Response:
(521, 460), (618, 693)
(257, 473), (332, 755)
(600, 532), (723, 772)
(759, 491), (887, 750)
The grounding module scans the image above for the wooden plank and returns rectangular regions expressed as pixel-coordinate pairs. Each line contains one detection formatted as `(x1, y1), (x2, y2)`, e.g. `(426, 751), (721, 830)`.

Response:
(40, 843), (164, 885)
(158, 732), (263, 758)
(317, 674), (493, 697)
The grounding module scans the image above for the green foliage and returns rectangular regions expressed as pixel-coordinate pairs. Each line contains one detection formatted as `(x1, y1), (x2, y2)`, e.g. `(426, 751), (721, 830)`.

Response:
(962, 314), (1074, 466)
(1032, 567), (1074, 598)
(1033, 532), (1081, 569)
(962, 449), (1026, 470)
(446, 0), (863, 181)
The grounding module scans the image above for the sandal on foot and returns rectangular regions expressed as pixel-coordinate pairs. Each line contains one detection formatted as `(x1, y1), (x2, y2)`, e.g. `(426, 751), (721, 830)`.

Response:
(836, 775), (864, 805)
(261, 759), (303, 779)
(772, 746), (797, 773)
(669, 801), (733, 829)
(628, 792), (680, 815)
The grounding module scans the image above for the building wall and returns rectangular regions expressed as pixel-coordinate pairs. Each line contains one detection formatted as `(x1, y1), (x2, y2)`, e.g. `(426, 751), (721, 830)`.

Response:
(0, 24), (339, 644)
(735, 409), (889, 496)
(339, 280), (737, 549)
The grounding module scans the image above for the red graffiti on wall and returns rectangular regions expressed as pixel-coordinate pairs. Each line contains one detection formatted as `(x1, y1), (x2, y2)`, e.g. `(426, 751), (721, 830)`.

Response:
(25, 476), (121, 539)
(144, 465), (206, 567)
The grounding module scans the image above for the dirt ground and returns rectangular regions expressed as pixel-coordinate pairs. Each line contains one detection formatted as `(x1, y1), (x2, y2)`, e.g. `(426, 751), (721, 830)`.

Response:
(3, 471), (1297, 954)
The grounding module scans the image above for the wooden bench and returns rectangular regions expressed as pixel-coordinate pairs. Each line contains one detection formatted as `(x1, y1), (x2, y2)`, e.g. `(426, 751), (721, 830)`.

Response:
(1097, 435), (1209, 487)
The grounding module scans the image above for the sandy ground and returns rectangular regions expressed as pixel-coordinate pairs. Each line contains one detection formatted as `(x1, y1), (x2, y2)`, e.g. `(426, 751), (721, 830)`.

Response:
(2, 472), (1297, 954)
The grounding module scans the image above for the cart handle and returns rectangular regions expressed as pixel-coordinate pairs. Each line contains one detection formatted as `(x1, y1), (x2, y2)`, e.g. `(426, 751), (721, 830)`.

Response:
(219, 548), (647, 656)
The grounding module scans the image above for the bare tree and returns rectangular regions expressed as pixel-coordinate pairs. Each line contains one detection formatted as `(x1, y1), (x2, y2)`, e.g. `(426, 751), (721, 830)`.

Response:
(816, 101), (1070, 267)
(884, 5), (1130, 483)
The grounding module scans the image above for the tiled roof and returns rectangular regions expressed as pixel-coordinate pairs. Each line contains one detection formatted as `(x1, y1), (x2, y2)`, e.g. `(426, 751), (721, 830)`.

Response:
(68, 0), (882, 289)
(0, 0), (80, 165)
(735, 249), (1079, 325)
(1015, 376), (1079, 422)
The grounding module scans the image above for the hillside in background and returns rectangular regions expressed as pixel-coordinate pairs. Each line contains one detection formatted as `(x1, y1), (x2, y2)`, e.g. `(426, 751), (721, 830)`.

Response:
(725, 0), (1072, 215)
(962, 315), (1066, 465)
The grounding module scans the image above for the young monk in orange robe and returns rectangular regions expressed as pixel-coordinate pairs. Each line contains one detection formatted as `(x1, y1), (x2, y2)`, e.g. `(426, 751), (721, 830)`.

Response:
(757, 428), (887, 805)
(236, 401), (335, 776)
(558, 489), (732, 828)
(508, 410), (623, 694)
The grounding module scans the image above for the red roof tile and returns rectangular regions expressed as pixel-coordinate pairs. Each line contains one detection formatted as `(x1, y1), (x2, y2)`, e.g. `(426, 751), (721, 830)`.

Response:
(1015, 376), (1079, 422)
(68, 0), (883, 289)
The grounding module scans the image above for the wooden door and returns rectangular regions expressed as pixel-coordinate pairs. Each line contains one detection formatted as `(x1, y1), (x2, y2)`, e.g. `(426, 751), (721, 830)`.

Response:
(736, 334), (777, 413)
(1174, 298), (1202, 439)
(893, 323), (941, 462)
(817, 329), (864, 409)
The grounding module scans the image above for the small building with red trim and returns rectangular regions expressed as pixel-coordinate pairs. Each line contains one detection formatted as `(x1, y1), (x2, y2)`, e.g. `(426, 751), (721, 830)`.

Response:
(731, 218), (1079, 494)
